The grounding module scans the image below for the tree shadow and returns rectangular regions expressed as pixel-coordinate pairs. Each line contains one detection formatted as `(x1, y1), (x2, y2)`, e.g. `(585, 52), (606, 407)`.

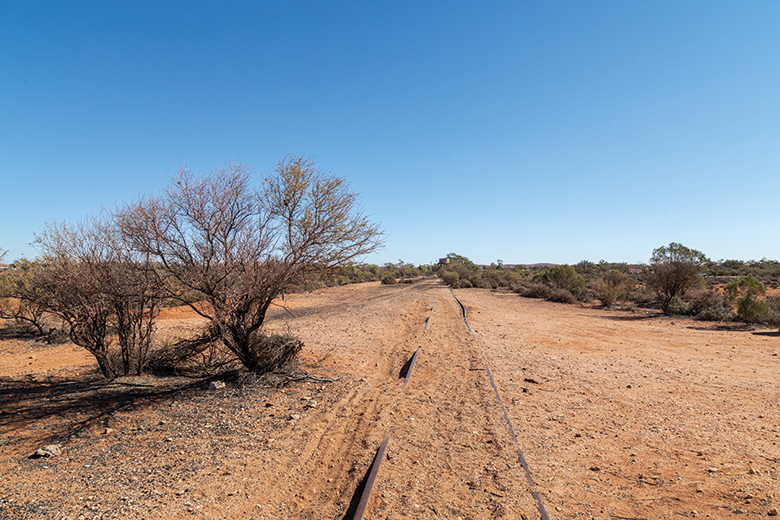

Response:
(0, 372), (205, 448)
(601, 313), (660, 322)
(752, 330), (780, 337)
(0, 323), (42, 341)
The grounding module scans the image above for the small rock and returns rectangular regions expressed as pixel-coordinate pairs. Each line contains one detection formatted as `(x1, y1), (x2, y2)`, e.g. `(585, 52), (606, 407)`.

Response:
(208, 381), (226, 390)
(289, 414), (301, 421)
(31, 444), (61, 458)
(768, 509), (778, 517)
(590, 466), (600, 472)
(748, 468), (759, 475)
(707, 467), (718, 473)
(691, 510), (697, 517)
(307, 400), (317, 408)
(104, 428), (115, 435)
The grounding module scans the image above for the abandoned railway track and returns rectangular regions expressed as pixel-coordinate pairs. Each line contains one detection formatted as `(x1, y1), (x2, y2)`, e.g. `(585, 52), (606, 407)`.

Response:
(348, 282), (550, 519)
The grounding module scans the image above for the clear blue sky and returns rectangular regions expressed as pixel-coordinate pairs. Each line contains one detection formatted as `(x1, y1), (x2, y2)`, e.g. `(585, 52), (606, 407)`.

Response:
(2, 1), (778, 266)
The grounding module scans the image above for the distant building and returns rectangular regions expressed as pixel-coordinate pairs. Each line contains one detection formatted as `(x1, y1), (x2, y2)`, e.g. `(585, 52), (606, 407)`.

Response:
(438, 258), (450, 265)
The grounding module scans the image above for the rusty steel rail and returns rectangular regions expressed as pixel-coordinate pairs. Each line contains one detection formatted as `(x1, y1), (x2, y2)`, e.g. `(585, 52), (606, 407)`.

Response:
(403, 347), (421, 388)
(424, 286), (439, 331)
(450, 288), (551, 520)
(352, 435), (390, 520)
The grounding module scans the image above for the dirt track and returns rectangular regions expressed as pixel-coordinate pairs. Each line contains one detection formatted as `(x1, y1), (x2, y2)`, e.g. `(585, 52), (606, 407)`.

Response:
(1, 280), (779, 519)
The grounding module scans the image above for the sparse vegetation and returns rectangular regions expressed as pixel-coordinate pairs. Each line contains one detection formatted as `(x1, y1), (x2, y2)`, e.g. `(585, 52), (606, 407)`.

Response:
(647, 243), (708, 315)
(592, 270), (628, 308)
(726, 274), (770, 325)
(31, 215), (165, 378)
(118, 156), (383, 373)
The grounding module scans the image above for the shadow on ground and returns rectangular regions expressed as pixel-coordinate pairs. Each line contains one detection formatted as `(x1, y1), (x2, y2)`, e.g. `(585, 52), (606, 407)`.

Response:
(0, 372), (205, 448)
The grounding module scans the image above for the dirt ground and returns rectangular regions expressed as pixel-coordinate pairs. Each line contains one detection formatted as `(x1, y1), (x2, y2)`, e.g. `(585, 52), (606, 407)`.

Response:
(1, 279), (778, 519)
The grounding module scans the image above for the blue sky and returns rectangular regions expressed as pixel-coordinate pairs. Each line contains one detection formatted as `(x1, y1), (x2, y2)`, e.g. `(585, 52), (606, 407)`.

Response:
(2, 1), (778, 266)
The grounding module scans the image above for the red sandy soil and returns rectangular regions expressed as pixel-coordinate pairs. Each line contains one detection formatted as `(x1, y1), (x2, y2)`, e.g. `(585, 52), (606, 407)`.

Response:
(1, 280), (778, 519)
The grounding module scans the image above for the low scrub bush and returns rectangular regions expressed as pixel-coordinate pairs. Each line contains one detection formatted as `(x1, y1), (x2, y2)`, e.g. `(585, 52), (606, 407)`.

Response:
(440, 272), (459, 287)
(513, 282), (552, 299)
(547, 265), (586, 294)
(548, 288), (576, 304)
(252, 332), (304, 373)
(628, 286), (656, 306)
(592, 270), (628, 308)
(688, 289), (734, 322)
(736, 297), (769, 325)
(694, 302), (733, 322)
(380, 273), (398, 285)
(765, 296), (780, 328)
(727, 274), (769, 325)
(666, 296), (691, 316)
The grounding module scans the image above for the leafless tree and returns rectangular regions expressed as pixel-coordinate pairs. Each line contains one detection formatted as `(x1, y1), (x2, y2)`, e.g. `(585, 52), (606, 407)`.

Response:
(117, 156), (383, 372)
(33, 216), (163, 378)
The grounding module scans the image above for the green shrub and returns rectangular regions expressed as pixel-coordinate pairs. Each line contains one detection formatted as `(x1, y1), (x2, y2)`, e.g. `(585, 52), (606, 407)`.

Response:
(737, 296), (769, 325)
(727, 274), (769, 325)
(440, 271), (459, 287)
(544, 265), (586, 296)
(765, 296), (780, 328)
(592, 270), (628, 308)
(381, 273), (398, 285)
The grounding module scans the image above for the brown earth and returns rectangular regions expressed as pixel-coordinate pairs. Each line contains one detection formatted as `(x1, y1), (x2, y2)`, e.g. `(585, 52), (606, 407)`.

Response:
(1, 280), (778, 519)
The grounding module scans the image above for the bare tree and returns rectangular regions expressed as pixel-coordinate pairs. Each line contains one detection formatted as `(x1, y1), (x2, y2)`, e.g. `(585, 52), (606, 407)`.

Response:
(0, 258), (57, 337)
(647, 242), (709, 315)
(118, 156), (383, 372)
(33, 216), (163, 378)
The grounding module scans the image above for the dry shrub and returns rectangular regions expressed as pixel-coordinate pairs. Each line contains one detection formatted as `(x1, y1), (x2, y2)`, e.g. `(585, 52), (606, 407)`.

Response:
(440, 271), (459, 287)
(513, 282), (551, 299)
(147, 328), (303, 375)
(629, 286), (656, 306)
(548, 288), (577, 304)
(689, 289), (734, 322)
(766, 296), (780, 328)
(381, 273), (398, 285)
(252, 332), (303, 373)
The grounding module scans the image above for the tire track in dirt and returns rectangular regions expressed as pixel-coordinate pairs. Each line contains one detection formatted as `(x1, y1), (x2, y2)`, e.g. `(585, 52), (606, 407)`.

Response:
(236, 282), (434, 519)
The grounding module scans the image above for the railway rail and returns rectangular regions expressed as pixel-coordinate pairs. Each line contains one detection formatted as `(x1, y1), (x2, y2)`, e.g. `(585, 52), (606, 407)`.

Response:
(349, 283), (550, 519)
